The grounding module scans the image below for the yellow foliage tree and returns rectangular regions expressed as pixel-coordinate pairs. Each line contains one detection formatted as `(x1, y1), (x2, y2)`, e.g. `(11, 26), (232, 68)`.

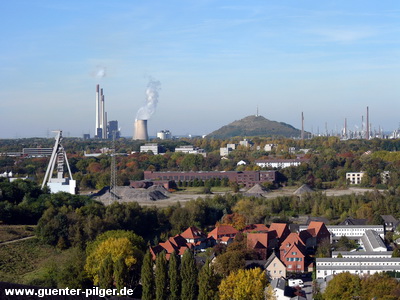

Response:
(218, 268), (267, 300)
(85, 235), (143, 286)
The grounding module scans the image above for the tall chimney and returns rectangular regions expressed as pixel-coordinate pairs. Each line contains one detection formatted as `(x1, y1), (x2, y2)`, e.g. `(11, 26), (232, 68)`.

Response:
(301, 112), (304, 140)
(134, 120), (149, 140)
(366, 106), (369, 140)
(95, 84), (100, 135)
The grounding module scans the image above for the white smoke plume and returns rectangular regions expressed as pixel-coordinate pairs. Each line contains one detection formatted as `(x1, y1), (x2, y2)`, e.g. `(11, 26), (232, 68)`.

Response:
(136, 78), (161, 120)
(93, 66), (106, 78)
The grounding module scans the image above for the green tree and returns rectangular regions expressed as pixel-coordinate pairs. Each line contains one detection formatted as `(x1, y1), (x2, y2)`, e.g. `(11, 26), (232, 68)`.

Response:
(114, 256), (129, 291)
(198, 259), (219, 300)
(98, 254), (113, 289)
(181, 249), (198, 300)
(168, 252), (180, 300)
(155, 252), (168, 300)
(141, 250), (155, 300)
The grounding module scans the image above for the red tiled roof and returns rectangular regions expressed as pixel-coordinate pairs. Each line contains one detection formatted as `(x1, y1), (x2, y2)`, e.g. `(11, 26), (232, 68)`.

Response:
(280, 233), (305, 250)
(242, 224), (269, 233)
(269, 223), (290, 239)
(181, 226), (206, 240)
(208, 225), (238, 239)
(247, 233), (269, 249)
(307, 221), (329, 238)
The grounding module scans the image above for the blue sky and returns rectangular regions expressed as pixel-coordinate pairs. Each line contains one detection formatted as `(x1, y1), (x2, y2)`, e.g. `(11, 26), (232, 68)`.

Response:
(1, 0), (399, 138)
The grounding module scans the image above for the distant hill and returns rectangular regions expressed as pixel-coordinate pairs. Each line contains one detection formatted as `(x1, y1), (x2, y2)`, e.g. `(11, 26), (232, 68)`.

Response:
(207, 115), (302, 139)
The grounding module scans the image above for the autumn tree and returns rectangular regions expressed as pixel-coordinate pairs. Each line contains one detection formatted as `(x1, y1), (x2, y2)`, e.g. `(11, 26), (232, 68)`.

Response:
(323, 272), (361, 300)
(218, 268), (267, 300)
(85, 230), (145, 288)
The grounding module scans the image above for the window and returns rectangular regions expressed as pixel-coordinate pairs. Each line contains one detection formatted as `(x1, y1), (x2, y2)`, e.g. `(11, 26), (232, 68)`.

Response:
(292, 252), (297, 255)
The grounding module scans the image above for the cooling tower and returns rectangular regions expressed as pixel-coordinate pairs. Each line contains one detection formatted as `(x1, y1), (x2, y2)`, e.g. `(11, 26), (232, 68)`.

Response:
(134, 119), (149, 140)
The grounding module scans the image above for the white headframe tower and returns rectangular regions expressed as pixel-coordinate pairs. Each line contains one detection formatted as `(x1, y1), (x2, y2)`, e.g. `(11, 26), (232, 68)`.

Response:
(41, 130), (76, 194)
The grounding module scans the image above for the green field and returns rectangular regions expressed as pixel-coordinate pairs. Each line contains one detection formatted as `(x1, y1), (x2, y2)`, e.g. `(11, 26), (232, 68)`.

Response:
(0, 225), (36, 243)
(0, 238), (62, 284)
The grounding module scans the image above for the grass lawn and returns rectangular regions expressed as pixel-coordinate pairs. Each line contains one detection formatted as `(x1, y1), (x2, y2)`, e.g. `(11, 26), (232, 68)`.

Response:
(0, 225), (36, 243)
(0, 238), (62, 284)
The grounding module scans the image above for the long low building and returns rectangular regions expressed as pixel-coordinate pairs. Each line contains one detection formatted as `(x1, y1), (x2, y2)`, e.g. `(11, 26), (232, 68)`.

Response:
(326, 225), (385, 242)
(255, 159), (310, 169)
(316, 257), (400, 280)
(331, 251), (393, 258)
(144, 170), (281, 187)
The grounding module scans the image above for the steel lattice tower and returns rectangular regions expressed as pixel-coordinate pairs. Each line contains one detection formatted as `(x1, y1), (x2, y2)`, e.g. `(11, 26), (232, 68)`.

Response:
(109, 132), (119, 204)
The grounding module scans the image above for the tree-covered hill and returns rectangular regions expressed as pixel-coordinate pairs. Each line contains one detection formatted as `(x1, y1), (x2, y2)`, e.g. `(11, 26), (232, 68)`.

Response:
(207, 115), (303, 138)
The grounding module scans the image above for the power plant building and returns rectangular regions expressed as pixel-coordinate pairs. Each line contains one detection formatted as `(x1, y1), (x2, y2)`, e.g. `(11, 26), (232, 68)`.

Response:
(95, 84), (107, 139)
(108, 120), (120, 139)
(134, 119), (149, 140)
(157, 130), (172, 140)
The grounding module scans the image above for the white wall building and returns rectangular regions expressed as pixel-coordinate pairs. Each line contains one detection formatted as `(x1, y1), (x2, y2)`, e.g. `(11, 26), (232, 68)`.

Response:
(157, 130), (172, 140)
(175, 145), (206, 156)
(140, 143), (160, 155)
(361, 230), (387, 252)
(325, 225), (385, 242)
(346, 172), (365, 184)
(255, 159), (309, 169)
(316, 257), (400, 280)
(332, 251), (392, 258)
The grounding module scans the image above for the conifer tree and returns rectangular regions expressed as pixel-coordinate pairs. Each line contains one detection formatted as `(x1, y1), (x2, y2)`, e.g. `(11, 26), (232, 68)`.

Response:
(155, 251), (168, 300)
(114, 256), (128, 291)
(181, 249), (198, 300)
(141, 250), (155, 300)
(198, 258), (219, 300)
(168, 252), (180, 300)
(98, 254), (113, 289)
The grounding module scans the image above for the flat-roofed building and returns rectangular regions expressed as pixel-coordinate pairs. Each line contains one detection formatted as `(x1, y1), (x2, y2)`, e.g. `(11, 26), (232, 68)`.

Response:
(331, 251), (392, 258)
(23, 148), (53, 157)
(144, 170), (279, 187)
(140, 143), (161, 155)
(255, 159), (310, 169)
(346, 172), (365, 184)
(316, 257), (400, 280)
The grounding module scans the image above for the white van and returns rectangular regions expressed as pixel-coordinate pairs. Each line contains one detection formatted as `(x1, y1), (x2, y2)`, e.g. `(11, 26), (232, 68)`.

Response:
(288, 279), (304, 288)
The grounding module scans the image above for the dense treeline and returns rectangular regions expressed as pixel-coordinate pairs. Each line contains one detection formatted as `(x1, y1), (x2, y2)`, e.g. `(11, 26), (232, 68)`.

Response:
(3, 137), (400, 191)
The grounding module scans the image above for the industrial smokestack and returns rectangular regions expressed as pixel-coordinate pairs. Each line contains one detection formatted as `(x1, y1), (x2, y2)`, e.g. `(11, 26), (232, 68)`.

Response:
(366, 106), (369, 140)
(301, 112), (304, 140)
(135, 120), (149, 140)
(95, 84), (100, 135)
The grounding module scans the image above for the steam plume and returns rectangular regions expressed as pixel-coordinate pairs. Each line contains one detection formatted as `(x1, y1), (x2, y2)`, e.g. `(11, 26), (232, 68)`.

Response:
(93, 66), (106, 78)
(136, 77), (161, 120)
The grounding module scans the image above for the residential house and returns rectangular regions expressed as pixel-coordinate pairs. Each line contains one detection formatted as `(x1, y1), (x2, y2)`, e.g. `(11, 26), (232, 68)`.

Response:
(247, 232), (278, 259)
(346, 172), (365, 184)
(299, 221), (330, 248)
(339, 217), (367, 226)
(265, 252), (286, 280)
(207, 225), (238, 242)
(281, 242), (308, 273)
(269, 223), (291, 244)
